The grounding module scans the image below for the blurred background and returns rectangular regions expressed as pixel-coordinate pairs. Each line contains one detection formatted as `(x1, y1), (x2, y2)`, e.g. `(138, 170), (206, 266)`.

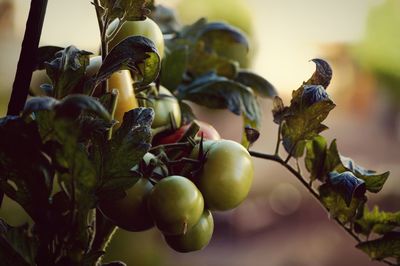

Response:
(1, 0), (400, 265)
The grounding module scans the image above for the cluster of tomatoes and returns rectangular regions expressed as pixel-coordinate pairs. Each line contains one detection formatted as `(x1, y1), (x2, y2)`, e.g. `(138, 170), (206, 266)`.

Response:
(99, 70), (254, 251)
(32, 17), (254, 253)
(99, 18), (253, 252)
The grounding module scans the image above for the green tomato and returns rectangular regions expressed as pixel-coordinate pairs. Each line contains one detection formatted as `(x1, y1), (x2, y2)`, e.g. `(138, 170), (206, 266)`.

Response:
(108, 17), (165, 58)
(99, 177), (154, 232)
(193, 140), (254, 211)
(148, 175), (204, 235)
(147, 85), (182, 129)
(164, 210), (214, 253)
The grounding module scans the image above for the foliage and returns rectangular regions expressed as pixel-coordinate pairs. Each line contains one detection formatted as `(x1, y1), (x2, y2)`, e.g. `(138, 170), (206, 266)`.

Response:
(0, 1), (398, 266)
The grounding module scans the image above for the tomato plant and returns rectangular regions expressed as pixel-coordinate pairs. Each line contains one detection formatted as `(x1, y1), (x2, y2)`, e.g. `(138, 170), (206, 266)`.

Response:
(0, 0), (398, 265)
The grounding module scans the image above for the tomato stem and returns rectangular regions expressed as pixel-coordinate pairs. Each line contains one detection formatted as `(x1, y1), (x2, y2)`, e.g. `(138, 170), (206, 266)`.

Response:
(7, 0), (48, 115)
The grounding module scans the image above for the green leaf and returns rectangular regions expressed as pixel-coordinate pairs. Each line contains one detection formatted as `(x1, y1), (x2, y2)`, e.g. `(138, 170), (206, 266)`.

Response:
(355, 206), (400, 236)
(99, 0), (150, 21)
(339, 156), (390, 193)
(356, 232), (400, 261)
(272, 96), (289, 124)
(234, 70), (277, 98)
(149, 4), (181, 34)
(160, 44), (188, 91)
(178, 72), (261, 125)
(305, 58), (333, 89)
(0, 117), (53, 223)
(45, 46), (92, 99)
(305, 135), (328, 182)
(187, 41), (239, 79)
(103, 108), (153, 179)
(319, 183), (366, 224)
(281, 99), (335, 157)
(36, 45), (64, 70)
(196, 22), (249, 68)
(0, 220), (37, 266)
(179, 101), (196, 125)
(22, 96), (59, 117)
(95, 36), (160, 88)
(327, 171), (366, 207)
(55, 94), (111, 122)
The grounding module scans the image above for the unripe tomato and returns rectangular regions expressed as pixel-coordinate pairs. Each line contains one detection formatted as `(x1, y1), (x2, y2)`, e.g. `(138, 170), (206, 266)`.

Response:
(86, 56), (139, 127)
(146, 85), (182, 129)
(30, 69), (51, 96)
(148, 175), (204, 235)
(154, 120), (221, 145)
(108, 18), (165, 58)
(193, 140), (254, 211)
(164, 210), (214, 253)
(99, 177), (154, 231)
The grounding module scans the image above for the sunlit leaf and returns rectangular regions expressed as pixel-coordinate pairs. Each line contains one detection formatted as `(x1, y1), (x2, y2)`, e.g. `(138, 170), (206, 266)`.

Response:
(356, 232), (400, 261)
(355, 206), (400, 236)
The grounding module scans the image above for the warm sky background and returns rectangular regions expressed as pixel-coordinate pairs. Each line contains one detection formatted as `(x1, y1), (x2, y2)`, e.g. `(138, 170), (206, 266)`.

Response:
(13, 0), (384, 93)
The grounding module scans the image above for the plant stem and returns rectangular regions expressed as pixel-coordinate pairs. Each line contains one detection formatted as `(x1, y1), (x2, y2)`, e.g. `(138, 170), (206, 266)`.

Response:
(274, 122), (282, 155)
(248, 150), (394, 262)
(7, 0), (48, 115)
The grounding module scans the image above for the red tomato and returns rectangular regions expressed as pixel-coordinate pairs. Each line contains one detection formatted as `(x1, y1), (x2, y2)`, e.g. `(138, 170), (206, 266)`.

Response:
(154, 120), (221, 145)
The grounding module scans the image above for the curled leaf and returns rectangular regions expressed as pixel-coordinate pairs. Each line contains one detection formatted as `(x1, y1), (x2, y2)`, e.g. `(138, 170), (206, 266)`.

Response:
(306, 58), (332, 89)
(328, 171), (366, 206)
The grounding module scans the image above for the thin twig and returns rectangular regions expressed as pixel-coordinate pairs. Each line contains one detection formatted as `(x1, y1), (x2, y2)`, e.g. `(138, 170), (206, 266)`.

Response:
(249, 151), (371, 251)
(274, 122), (282, 155)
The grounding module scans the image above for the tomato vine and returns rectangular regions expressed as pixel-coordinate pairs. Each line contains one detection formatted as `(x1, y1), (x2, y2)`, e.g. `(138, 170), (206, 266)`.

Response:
(0, 0), (399, 266)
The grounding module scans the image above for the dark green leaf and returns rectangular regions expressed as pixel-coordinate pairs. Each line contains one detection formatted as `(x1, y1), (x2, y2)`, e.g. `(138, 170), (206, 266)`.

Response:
(305, 58), (332, 89)
(23, 96), (59, 117)
(272, 96), (289, 124)
(355, 206), (400, 236)
(160, 45), (188, 91)
(324, 139), (342, 175)
(356, 232), (400, 261)
(0, 117), (53, 222)
(187, 41), (239, 79)
(281, 98), (335, 157)
(319, 183), (366, 224)
(101, 177), (139, 192)
(95, 36), (160, 88)
(179, 101), (196, 125)
(178, 72), (261, 125)
(149, 4), (181, 33)
(305, 135), (328, 182)
(103, 108), (153, 179)
(339, 156), (390, 193)
(197, 22), (249, 67)
(100, 0), (150, 21)
(82, 250), (105, 266)
(55, 94), (111, 122)
(36, 45), (64, 70)
(0, 220), (37, 266)
(45, 46), (92, 99)
(327, 171), (366, 206)
(234, 71), (277, 98)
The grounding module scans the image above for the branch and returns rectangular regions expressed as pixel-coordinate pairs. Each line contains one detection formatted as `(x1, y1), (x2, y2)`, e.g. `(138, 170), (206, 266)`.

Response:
(248, 150), (396, 266)
(7, 0), (48, 115)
